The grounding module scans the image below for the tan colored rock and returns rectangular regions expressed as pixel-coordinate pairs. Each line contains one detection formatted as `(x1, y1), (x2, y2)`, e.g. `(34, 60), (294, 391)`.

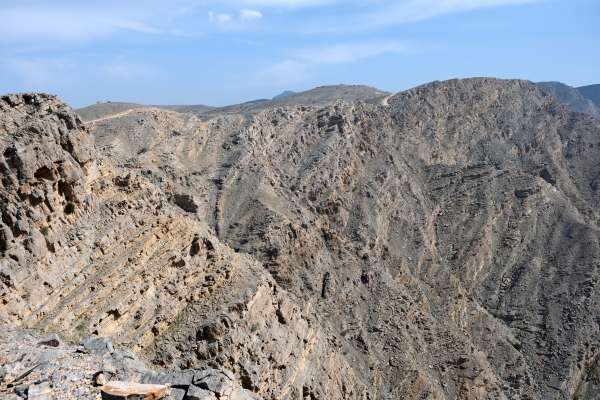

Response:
(100, 381), (169, 400)
(3, 79), (600, 399)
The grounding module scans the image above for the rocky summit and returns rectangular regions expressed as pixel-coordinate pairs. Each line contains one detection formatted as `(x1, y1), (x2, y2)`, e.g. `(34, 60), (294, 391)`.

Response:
(1, 78), (600, 400)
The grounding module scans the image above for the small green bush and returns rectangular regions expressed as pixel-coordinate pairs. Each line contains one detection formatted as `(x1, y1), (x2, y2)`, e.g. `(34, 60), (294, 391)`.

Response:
(64, 202), (76, 215)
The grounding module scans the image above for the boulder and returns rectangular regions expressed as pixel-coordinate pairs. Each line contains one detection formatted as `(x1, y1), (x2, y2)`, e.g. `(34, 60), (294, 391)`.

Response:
(83, 336), (114, 356)
(185, 385), (217, 400)
(166, 387), (186, 400)
(141, 370), (195, 388)
(193, 369), (233, 397)
(100, 381), (169, 400)
(173, 193), (198, 213)
(27, 382), (52, 400)
(38, 333), (60, 347)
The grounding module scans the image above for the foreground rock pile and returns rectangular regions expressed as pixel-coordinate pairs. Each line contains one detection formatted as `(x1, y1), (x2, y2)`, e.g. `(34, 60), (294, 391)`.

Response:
(0, 325), (257, 399)
(2, 79), (600, 399)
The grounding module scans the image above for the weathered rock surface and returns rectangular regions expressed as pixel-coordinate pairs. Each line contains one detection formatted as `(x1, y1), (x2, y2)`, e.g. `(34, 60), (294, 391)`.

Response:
(0, 325), (256, 400)
(537, 81), (600, 119)
(2, 78), (600, 399)
(100, 381), (169, 400)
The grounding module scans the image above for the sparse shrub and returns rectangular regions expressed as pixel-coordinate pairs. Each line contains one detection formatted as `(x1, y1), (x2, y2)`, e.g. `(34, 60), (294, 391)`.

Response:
(64, 202), (76, 215)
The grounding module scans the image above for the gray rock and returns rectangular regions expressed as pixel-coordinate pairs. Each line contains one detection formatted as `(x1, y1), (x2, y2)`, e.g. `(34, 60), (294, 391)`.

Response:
(94, 372), (110, 386)
(14, 384), (28, 398)
(0, 223), (13, 252)
(83, 336), (114, 356)
(38, 333), (60, 347)
(25, 229), (46, 258)
(185, 385), (217, 400)
(111, 349), (147, 373)
(230, 388), (263, 400)
(142, 370), (195, 387)
(27, 382), (52, 400)
(193, 369), (233, 396)
(166, 387), (186, 400)
(173, 193), (198, 213)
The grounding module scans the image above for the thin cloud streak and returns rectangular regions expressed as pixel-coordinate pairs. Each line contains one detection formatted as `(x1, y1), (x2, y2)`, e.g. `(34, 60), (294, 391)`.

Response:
(0, 6), (162, 42)
(305, 0), (544, 33)
(259, 41), (408, 86)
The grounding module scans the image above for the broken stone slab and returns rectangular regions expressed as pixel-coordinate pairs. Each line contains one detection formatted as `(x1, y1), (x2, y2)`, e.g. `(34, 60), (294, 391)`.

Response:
(38, 333), (60, 347)
(185, 385), (217, 400)
(141, 370), (195, 388)
(27, 382), (52, 400)
(112, 349), (148, 373)
(14, 384), (29, 398)
(230, 388), (264, 400)
(83, 336), (114, 356)
(172, 193), (198, 213)
(165, 387), (186, 400)
(192, 368), (233, 397)
(94, 372), (110, 386)
(100, 381), (169, 400)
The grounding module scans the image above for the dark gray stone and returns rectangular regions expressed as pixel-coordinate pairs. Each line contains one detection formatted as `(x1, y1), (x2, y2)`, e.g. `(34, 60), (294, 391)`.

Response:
(192, 369), (233, 396)
(82, 336), (114, 356)
(14, 384), (28, 398)
(173, 193), (198, 213)
(38, 333), (60, 347)
(142, 370), (195, 387)
(185, 385), (217, 400)
(27, 381), (52, 400)
(166, 387), (186, 400)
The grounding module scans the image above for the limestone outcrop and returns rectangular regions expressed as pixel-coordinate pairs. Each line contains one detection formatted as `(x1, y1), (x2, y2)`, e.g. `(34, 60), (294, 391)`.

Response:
(2, 79), (600, 399)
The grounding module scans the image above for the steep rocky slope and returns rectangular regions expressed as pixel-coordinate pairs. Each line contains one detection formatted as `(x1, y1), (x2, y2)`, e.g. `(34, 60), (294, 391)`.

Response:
(3, 78), (600, 399)
(537, 82), (600, 118)
(578, 84), (600, 108)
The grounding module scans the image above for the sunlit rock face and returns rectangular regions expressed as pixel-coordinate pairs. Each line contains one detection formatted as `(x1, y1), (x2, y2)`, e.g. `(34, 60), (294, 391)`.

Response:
(2, 78), (600, 399)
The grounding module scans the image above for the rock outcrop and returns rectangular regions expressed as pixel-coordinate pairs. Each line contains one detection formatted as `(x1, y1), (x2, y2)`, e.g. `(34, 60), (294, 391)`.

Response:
(537, 81), (600, 119)
(0, 325), (257, 400)
(2, 78), (600, 399)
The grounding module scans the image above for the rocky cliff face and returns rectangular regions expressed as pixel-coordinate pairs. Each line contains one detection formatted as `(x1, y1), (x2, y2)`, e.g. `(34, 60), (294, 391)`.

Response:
(2, 78), (600, 399)
(537, 81), (600, 119)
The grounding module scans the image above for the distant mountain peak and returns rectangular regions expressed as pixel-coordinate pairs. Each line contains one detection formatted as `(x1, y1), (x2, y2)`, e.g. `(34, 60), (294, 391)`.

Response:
(272, 90), (297, 101)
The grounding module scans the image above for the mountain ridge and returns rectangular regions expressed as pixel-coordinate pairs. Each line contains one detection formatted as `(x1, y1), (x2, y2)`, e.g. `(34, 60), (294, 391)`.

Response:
(3, 77), (600, 399)
(578, 84), (600, 107)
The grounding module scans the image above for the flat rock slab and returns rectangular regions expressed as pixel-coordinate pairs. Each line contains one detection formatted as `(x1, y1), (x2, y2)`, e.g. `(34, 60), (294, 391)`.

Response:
(101, 381), (169, 400)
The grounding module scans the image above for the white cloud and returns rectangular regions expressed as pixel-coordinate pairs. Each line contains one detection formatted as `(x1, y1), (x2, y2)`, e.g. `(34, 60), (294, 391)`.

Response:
(371, 0), (541, 25)
(0, 0), (544, 43)
(258, 41), (407, 86)
(209, 11), (234, 24)
(240, 9), (263, 21)
(310, 0), (543, 32)
(219, 0), (336, 7)
(298, 42), (407, 64)
(209, 9), (265, 26)
(0, 5), (162, 42)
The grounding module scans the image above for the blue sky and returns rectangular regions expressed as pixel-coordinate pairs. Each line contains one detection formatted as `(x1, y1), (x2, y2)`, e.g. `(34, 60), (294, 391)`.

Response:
(0, 0), (598, 107)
